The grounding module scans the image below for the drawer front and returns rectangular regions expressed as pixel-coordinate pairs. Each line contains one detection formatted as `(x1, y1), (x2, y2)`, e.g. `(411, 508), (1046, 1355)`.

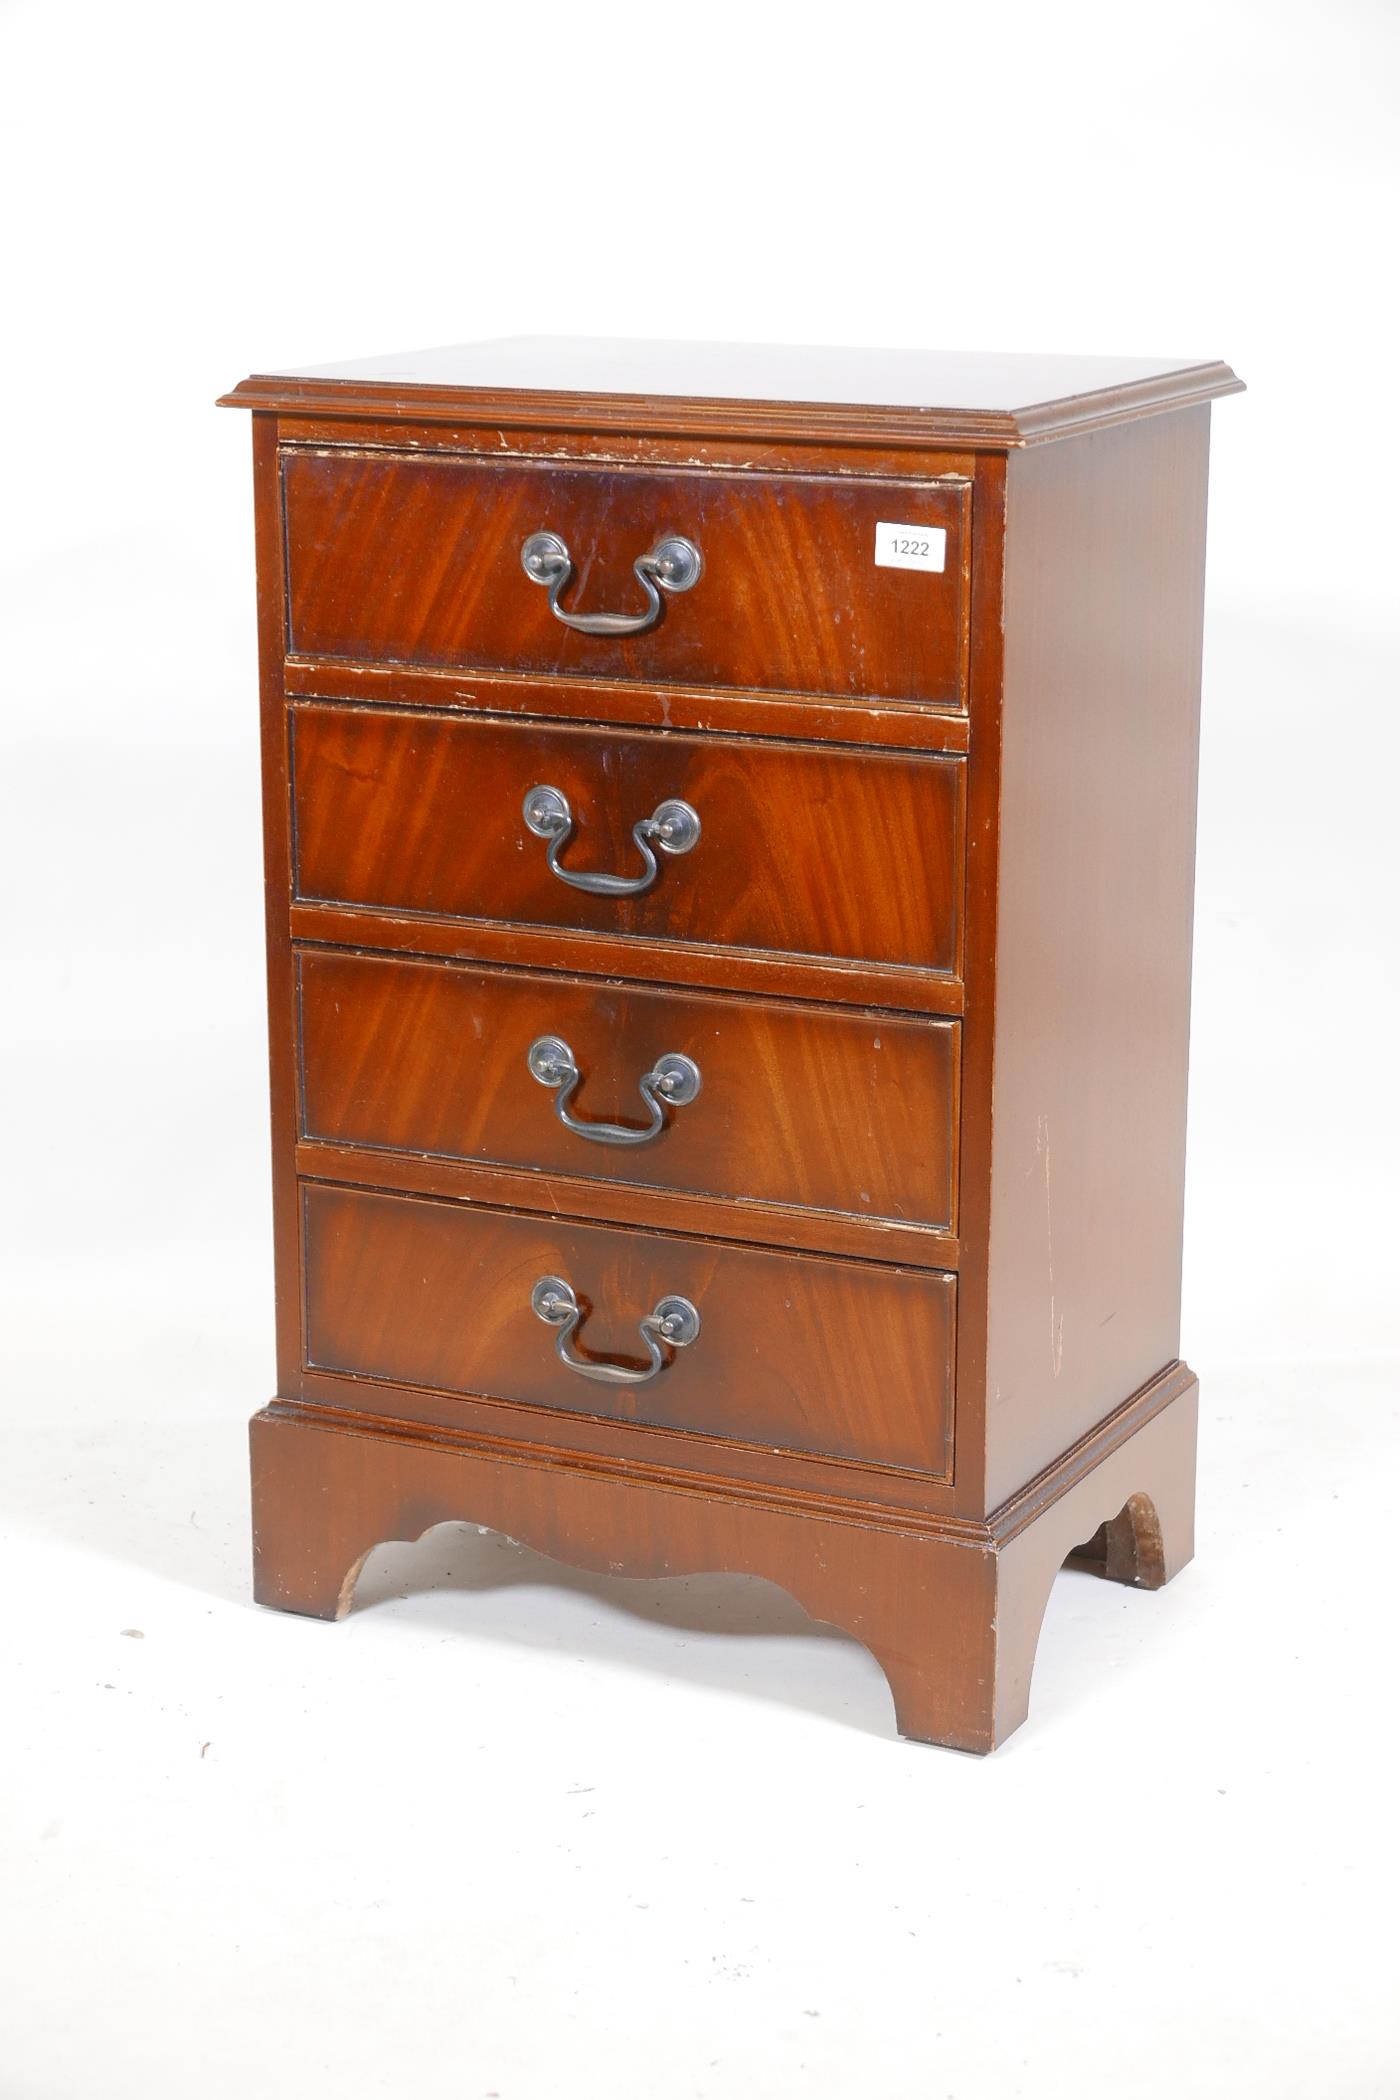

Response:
(302, 1184), (955, 1477)
(292, 706), (964, 976)
(282, 448), (969, 708)
(298, 950), (960, 1232)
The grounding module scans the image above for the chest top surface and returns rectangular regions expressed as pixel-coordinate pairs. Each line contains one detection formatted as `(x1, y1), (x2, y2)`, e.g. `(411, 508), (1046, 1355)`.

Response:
(220, 336), (1242, 447)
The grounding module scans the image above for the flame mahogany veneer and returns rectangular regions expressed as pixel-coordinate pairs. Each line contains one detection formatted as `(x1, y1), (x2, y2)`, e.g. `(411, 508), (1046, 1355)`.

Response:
(222, 337), (1241, 1750)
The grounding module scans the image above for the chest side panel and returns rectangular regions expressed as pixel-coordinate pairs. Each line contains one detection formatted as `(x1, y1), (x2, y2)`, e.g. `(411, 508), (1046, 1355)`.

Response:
(983, 409), (1212, 1511)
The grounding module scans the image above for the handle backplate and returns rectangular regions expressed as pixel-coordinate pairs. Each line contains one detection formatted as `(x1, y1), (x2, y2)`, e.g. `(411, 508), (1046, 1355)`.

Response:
(530, 1274), (701, 1386)
(521, 531), (702, 636)
(527, 1034), (701, 1146)
(522, 785), (700, 896)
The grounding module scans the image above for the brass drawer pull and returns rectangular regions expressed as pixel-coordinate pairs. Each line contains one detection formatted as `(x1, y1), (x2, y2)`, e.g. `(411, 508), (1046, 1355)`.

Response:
(521, 530), (702, 636)
(522, 785), (700, 897)
(527, 1035), (702, 1147)
(530, 1275), (701, 1386)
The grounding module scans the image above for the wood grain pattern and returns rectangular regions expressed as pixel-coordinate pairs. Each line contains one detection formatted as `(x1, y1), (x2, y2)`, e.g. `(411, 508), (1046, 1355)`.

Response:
(981, 409), (1213, 1508)
(946, 449), (1009, 1518)
(301, 1182), (957, 1477)
(249, 413), (304, 1393)
(297, 948), (960, 1234)
(291, 703), (965, 977)
(287, 903), (965, 1017)
(293, 1139), (959, 1271)
(282, 656), (972, 756)
(276, 418), (980, 479)
(282, 447), (970, 706)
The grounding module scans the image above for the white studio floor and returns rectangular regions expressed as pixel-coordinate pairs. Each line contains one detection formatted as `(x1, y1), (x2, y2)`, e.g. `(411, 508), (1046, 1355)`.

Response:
(2, 1260), (1396, 2099)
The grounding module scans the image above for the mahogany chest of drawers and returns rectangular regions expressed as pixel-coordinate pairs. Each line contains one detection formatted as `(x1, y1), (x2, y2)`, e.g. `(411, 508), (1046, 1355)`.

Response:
(221, 338), (1241, 1751)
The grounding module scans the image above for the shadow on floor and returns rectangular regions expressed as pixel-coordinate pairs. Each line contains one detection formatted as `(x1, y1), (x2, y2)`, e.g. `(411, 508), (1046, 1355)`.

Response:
(348, 1518), (898, 1735)
(6, 1418), (902, 1736)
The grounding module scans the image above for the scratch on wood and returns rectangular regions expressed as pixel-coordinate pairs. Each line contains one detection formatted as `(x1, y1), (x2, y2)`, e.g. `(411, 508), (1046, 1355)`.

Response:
(1037, 1114), (1063, 1377)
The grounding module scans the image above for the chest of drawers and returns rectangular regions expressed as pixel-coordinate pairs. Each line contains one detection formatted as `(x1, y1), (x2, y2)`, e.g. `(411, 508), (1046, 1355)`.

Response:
(221, 338), (1241, 1751)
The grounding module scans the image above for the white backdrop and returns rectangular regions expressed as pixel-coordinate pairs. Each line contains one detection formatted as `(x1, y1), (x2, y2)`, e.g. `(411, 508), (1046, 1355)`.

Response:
(2, 2), (1397, 2094)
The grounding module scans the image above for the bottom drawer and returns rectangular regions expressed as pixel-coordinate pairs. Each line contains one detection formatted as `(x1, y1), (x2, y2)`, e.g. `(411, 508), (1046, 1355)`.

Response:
(302, 1183), (955, 1478)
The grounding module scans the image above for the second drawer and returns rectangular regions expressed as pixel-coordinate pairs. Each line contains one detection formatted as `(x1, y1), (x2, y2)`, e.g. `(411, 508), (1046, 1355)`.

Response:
(290, 704), (965, 979)
(298, 949), (960, 1234)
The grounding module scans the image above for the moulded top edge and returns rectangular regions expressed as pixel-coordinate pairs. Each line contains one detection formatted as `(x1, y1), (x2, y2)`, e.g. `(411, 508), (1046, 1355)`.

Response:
(218, 336), (1243, 449)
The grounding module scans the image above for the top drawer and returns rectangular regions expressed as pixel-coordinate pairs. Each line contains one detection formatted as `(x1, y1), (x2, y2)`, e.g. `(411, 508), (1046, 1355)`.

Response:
(281, 449), (971, 709)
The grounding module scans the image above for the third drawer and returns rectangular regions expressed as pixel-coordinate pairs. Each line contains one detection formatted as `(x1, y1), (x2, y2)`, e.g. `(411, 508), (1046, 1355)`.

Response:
(298, 948), (960, 1237)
